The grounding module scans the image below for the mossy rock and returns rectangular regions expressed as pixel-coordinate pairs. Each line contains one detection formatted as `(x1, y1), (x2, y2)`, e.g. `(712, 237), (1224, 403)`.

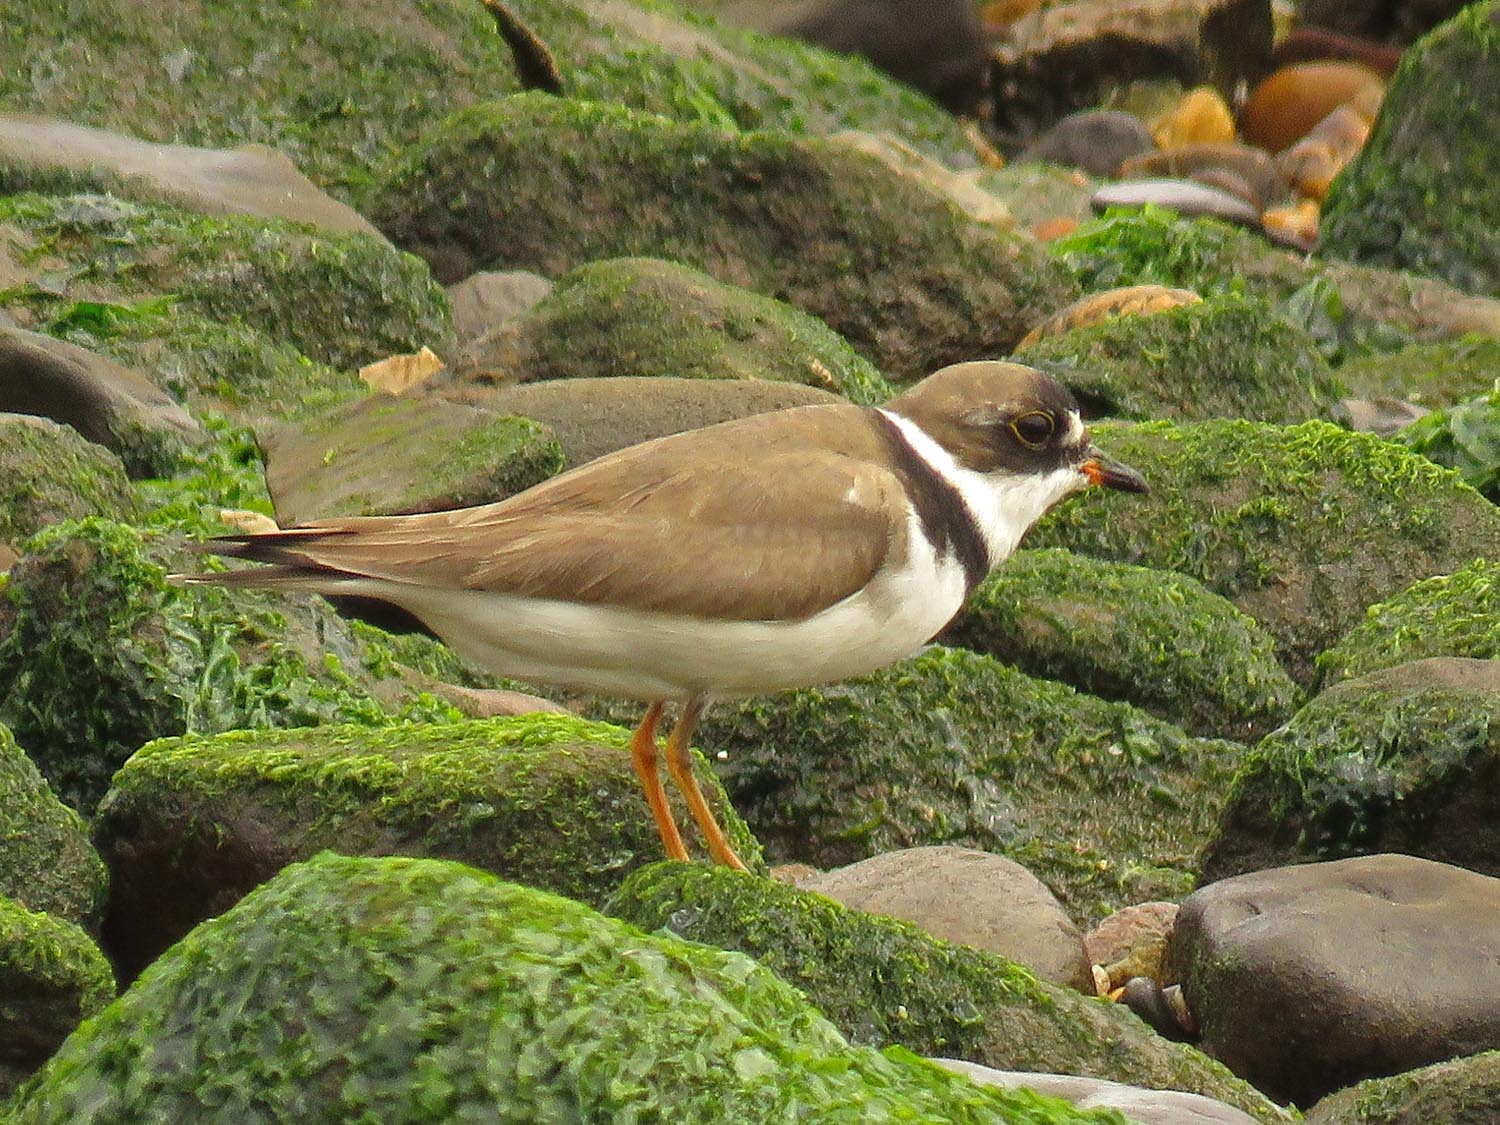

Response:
(471, 257), (894, 406)
(0, 192), (448, 375)
(595, 647), (1246, 926)
(943, 549), (1299, 741)
(0, 0), (981, 198)
(1304, 1050), (1500, 1125)
(0, 414), (137, 544)
(0, 518), (471, 813)
(1050, 207), (1500, 363)
(367, 93), (1077, 380)
(1027, 418), (1500, 685)
(1015, 292), (1343, 424)
(1335, 335), (1500, 411)
(1198, 658), (1500, 884)
(1320, 4), (1500, 298)
(607, 864), (1290, 1123)
(8, 852), (1127, 1124)
(0, 895), (115, 1099)
(0, 724), (107, 931)
(1318, 560), (1500, 686)
(1392, 378), (1500, 501)
(93, 713), (764, 980)
(262, 395), (566, 523)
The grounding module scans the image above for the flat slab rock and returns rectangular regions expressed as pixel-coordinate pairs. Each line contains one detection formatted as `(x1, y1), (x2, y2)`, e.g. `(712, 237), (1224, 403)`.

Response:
(1170, 854), (1500, 1106)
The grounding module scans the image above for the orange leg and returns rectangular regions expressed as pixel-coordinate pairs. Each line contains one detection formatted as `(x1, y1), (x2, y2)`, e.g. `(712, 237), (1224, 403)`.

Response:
(663, 698), (748, 871)
(630, 701), (689, 862)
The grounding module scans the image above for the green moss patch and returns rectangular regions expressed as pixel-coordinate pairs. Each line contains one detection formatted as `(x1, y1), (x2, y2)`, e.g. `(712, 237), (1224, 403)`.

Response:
(945, 549), (1299, 740)
(9, 852), (1125, 1123)
(0, 416), (137, 544)
(1305, 1050), (1500, 1125)
(600, 647), (1247, 926)
(1028, 418), (1500, 685)
(490, 257), (894, 405)
(1320, 3), (1500, 297)
(1336, 335), (1500, 410)
(0, 724), (107, 930)
(367, 93), (1075, 379)
(608, 864), (1287, 1122)
(1016, 293), (1342, 424)
(0, 895), (114, 1098)
(1394, 379), (1500, 501)
(1198, 658), (1500, 883)
(94, 712), (763, 977)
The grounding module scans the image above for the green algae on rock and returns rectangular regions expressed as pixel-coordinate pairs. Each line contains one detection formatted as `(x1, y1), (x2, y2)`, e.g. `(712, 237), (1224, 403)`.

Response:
(94, 712), (763, 980)
(1015, 292), (1342, 424)
(0, 191), (448, 373)
(367, 93), (1075, 380)
(1393, 379), (1500, 502)
(1304, 1050), (1500, 1125)
(1028, 418), (1500, 686)
(1335, 335), (1500, 412)
(1049, 207), (1500, 362)
(608, 863), (1290, 1123)
(944, 549), (1299, 741)
(1318, 560), (1500, 686)
(1319, 3), (1500, 298)
(613, 646), (1246, 926)
(0, 724), (107, 931)
(0, 895), (115, 1099)
(463, 257), (895, 406)
(0, 518), (468, 813)
(0, 415), (137, 544)
(7, 851), (1126, 1124)
(1198, 658), (1500, 884)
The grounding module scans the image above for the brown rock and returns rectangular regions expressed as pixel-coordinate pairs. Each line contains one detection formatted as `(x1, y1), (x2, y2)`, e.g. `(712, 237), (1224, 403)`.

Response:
(1017, 284), (1202, 349)
(802, 846), (1096, 993)
(445, 270), (553, 348)
(1118, 143), (1290, 211)
(1085, 901), (1179, 988)
(1240, 61), (1385, 153)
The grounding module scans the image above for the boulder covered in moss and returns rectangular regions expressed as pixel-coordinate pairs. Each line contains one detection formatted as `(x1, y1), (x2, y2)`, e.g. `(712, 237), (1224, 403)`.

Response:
(1393, 379), (1500, 501)
(367, 94), (1076, 380)
(1016, 293), (1342, 424)
(0, 724), (107, 931)
(0, 518), (470, 813)
(93, 713), (762, 979)
(0, 414), (137, 545)
(0, 895), (115, 1098)
(1198, 658), (1500, 884)
(1319, 4), (1500, 298)
(1049, 208), (1500, 361)
(943, 549), (1299, 741)
(261, 396), (565, 524)
(1304, 1050), (1500, 1125)
(607, 864), (1288, 1122)
(7, 852), (1125, 1124)
(615, 647), (1247, 925)
(457, 257), (895, 406)
(1336, 335), (1500, 412)
(1028, 418), (1500, 685)
(1317, 560), (1500, 686)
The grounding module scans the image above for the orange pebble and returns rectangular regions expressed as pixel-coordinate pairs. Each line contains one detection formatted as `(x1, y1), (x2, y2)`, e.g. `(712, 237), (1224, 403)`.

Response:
(1261, 198), (1321, 251)
(1276, 105), (1371, 201)
(1153, 85), (1236, 149)
(1240, 62), (1385, 153)
(1031, 215), (1080, 241)
(981, 0), (1043, 29)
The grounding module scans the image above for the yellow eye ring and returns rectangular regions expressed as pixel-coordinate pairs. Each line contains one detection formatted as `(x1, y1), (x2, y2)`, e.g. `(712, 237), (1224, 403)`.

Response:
(1010, 411), (1056, 448)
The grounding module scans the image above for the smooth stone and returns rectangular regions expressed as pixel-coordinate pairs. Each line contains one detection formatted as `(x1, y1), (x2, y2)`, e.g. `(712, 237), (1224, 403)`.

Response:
(1091, 178), (1261, 225)
(933, 1059), (1261, 1124)
(1086, 901), (1179, 988)
(801, 846), (1095, 993)
(445, 270), (554, 348)
(1017, 109), (1156, 177)
(1170, 853), (1500, 1105)
(0, 114), (384, 237)
(1337, 396), (1430, 436)
(1118, 143), (1290, 211)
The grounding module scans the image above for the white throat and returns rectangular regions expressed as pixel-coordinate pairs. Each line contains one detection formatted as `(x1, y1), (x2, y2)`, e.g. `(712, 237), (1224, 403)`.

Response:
(878, 410), (1088, 571)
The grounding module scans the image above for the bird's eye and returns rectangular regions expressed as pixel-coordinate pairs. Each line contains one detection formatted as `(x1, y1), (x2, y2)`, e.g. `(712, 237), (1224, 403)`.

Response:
(1010, 411), (1056, 448)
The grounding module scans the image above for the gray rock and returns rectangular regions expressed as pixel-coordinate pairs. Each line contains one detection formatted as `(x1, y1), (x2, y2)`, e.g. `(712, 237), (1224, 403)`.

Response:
(445, 270), (553, 347)
(1170, 853), (1500, 1105)
(0, 326), (202, 477)
(0, 114), (384, 238)
(934, 1058), (1263, 1124)
(1092, 178), (1262, 226)
(802, 846), (1096, 993)
(445, 376), (841, 469)
(1018, 109), (1156, 177)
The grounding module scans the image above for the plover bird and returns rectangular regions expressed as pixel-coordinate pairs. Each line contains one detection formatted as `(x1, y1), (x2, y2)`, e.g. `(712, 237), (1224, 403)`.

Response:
(188, 361), (1146, 870)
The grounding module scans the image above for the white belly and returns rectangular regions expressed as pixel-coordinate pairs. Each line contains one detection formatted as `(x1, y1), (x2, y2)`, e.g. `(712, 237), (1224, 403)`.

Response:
(337, 515), (971, 702)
